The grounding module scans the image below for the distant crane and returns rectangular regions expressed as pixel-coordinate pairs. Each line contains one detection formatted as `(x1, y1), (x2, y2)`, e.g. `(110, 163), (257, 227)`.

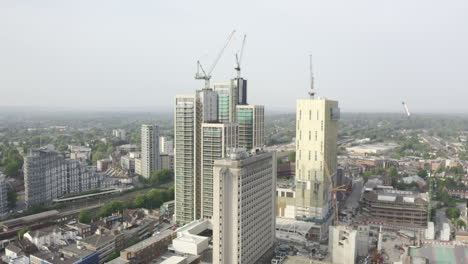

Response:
(234, 34), (247, 79)
(195, 30), (236, 89)
(402, 101), (411, 117)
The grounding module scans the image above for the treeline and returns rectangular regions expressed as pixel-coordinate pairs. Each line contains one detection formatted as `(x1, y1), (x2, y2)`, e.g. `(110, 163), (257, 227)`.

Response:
(97, 187), (174, 218)
(0, 146), (23, 178)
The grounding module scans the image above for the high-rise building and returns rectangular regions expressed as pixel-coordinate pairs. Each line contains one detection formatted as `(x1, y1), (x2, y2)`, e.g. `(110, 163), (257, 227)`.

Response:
(24, 147), (101, 207)
(159, 136), (174, 155)
(294, 98), (340, 240)
(0, 172), (8, 217)
(141, 124), (160, 178)
(236, 105), (265, 150)
(200, 123), (238, 219)
(214, 81), (238, 123)
(174, 95), (201, 224)
(212, 150), (276, 264)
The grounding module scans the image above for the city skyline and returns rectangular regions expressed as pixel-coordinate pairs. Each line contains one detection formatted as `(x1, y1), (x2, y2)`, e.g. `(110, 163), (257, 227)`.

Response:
(1, 0), (468, 113)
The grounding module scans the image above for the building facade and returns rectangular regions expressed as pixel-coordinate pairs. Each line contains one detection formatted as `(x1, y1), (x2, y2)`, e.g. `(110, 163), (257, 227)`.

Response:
(24, 147), (101, 207)
(200, 123), (238, 219)
(292, 98), (340, 240)
(212, 150), (276, 264)
(236, 105), (265, 150)
(0, 172), (8, 217)
(141, 125), (160, 178)
(159, 136), (174, 155)
(174, 95), (201, 224)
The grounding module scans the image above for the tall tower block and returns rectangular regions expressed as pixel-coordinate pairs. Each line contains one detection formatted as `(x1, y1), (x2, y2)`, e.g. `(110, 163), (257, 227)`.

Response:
(294, 98), (340, 240)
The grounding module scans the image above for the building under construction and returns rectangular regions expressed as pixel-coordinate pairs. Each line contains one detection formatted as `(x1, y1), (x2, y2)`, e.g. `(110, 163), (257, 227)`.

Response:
(360, 189), (428, 228)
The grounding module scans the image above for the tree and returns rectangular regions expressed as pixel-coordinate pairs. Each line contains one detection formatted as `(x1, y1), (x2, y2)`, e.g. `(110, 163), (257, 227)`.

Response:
(456, 220), (466, 228)
(78, 210), (92, 224)
(98, 201), (124, 217)
(446, 207), (461, 220)
(417, 170), (428, 179)
(288, 152), (296, 162)
(148, 169), (173, 187)
(18, 227), (30, 239)
(7, 190), (17, 209)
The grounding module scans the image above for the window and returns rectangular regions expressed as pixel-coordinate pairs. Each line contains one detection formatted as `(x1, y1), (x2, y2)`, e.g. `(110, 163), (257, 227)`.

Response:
(309, 131), (311, 140)
(308, 151), (311, 160)
(309, 110), (311, 120)
(315, 151), (317, 161)
(317, 110), (319, 120)
(321, 120), (324, 131)
(315, 131), (317, 141)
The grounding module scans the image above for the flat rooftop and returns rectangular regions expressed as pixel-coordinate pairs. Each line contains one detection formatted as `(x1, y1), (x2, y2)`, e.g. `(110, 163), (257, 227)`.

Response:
(123, 230), (172, 253)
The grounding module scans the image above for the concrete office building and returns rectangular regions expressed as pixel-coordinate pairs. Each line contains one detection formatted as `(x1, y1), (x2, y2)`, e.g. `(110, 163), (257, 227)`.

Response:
(329, 226), (357, 264)
(141, 124), (160, 178)
(0, 172), (8, 217)
(200, 123), (238, 219)
(159, 136), (174, 155)
(160, 154), (174, 171)
(212, 150), (276, 264)
(24, 147), (101, 207)
(236, 104), (265, 150)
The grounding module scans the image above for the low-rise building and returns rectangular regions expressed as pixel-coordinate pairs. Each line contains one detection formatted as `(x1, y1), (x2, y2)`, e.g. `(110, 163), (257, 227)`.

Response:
(360, 189), (429, 228)
(119, 230), (173, 263)
(78, 230), (124, 264)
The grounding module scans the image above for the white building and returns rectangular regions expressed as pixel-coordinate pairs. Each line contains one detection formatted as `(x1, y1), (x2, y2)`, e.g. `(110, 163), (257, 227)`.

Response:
(159, 136), (174, 155)
(200, 123), (238, 219)
(141, 124), (160, 178)
(212, 150), (276, 264)
(24, 227), (78, 249)
(112, 129), (126, 140)
(329, 225), (357, 264)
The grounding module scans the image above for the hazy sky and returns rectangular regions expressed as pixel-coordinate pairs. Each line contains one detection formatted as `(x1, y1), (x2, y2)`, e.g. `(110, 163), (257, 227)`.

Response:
(1, 0), (467, 113)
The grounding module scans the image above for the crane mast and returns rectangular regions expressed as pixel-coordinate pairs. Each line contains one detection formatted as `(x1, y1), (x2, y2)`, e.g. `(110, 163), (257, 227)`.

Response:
(235, 34), (247, 79)
(195, 30), (236, 89)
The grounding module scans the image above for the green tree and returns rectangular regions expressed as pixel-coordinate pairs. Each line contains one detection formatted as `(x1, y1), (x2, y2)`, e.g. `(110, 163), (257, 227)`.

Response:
(456, 220), (466, 228)
(446, 207), (461, 220)
(134, 194), (147, 208)
(98, 201), (124, 217)
(277, 159), (284, 165)
(7, 190), (17, 209)
(18, 227), (30, 239)
(417, 170), (428, 179)
(149, 169), (173, 187)
(288, 152), (296, 162)
(78, 209), (92, 224)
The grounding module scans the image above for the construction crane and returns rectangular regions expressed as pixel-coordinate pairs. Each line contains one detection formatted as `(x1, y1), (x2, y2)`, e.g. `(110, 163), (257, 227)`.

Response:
(402, 101), (411, 118)
(195, 30), (236, 89)
(234, 34), (246, 79)
(322, 153), (347, 225)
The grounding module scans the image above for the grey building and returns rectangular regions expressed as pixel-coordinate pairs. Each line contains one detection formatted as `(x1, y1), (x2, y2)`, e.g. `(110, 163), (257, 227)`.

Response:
(24, 147), (101, 207)
(141, 124), (160, 178)
(0, 172), (8, 216)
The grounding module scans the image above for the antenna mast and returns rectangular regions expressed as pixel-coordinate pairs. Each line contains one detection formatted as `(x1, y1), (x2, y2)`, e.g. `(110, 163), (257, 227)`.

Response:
(308, 55), (315, 99)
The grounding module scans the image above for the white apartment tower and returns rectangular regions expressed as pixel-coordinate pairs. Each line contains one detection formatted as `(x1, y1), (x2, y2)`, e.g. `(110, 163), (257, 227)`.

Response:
(174, 95), (201, 224)
(141, 124), (160, 178)
(159, 136), (174, 155)
(212, 150), (276, 264)
(201, 123), (238, 219)
(295, 98), (340, 240)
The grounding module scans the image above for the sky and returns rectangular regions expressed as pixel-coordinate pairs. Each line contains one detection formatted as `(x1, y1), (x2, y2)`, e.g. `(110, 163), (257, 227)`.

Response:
(0, 0), (467, 113)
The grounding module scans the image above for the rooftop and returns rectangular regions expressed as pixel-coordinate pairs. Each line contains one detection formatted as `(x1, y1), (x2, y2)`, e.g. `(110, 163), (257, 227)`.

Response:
(123, 230), (172, 253)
